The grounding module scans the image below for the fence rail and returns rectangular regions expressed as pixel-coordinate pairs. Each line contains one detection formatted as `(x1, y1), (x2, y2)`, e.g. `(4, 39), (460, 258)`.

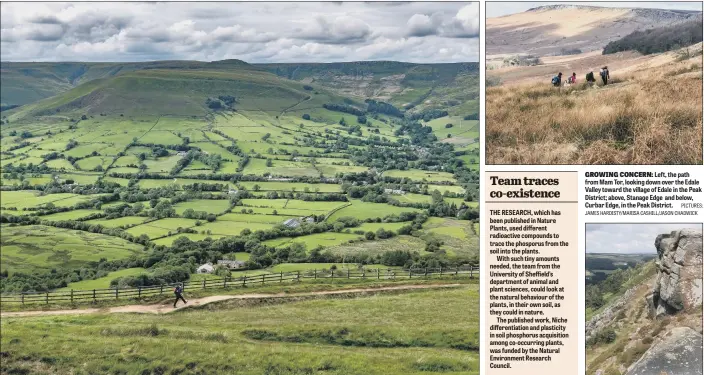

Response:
(0, 266), (478, 305)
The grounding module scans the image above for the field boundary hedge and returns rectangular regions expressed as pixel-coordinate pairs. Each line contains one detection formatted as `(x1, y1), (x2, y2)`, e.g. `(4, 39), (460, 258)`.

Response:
(0, 266), (478, 305)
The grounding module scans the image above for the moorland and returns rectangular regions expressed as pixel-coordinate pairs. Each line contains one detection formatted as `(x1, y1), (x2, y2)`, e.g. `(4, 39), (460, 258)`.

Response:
(486, 5), (703, 164)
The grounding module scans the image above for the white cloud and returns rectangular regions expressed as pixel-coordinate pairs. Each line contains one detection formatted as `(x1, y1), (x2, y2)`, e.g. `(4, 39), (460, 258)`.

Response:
(0, 2), (478, 63)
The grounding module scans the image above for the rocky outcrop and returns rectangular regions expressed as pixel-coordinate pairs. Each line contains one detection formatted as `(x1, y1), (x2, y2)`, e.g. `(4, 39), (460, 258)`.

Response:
(648, 229), (703, 318)
(586, 284), (641, 340)
(625, 327), (703, 375)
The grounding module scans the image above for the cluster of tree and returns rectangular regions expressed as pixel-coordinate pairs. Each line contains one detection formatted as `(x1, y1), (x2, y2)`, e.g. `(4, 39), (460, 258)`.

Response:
(323, 103), (365, 116)
(205, 95), (237, 110)
(407, 109), (449, 122)
(110, 266), (192, 288)
(8, 130), (33, 139)
(603, 19), (703, 55)
(65, 139), (78, 151)
(0, 104), (20, 112)
(585, 262), (651, 310)
(463, 113), (479, 121)
(170, 150), (223, 175)
(365, 99), (404, 117)
(182, 208), (217, 222)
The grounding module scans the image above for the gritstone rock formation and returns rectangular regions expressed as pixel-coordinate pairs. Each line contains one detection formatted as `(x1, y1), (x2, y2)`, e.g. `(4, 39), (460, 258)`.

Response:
(626, 326), (703, 375)
(647, 229), (703, 318)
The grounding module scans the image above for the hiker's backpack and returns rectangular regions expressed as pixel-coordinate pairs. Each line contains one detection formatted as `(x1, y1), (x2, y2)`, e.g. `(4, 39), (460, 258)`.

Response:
(551, 76), (559, 85)
(586, 72), (594, 81)
(174, 286), (180, 294)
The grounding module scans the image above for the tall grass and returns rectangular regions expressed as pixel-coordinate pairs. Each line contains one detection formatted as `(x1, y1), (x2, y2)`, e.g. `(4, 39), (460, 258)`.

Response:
(486, 60), (703, 164)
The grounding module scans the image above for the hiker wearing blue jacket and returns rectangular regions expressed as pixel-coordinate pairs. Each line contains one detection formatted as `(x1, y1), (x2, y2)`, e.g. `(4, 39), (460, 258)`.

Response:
(173, 284), (187, 307)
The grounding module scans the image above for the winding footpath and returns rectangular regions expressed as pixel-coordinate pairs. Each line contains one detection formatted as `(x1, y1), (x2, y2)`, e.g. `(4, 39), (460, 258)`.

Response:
(1, 284), (462, 318)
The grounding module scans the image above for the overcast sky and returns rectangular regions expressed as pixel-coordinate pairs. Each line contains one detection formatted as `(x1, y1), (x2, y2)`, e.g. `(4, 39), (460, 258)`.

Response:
(586, 223), (702, 254)
(488, 1), (702, 17)
(0, 2), (479, 63)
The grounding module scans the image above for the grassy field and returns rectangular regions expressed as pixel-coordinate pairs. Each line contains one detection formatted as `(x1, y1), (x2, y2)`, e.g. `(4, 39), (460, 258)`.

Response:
(0, 286), (479, 375)
(328, 200), (423, 221)
(58, 268), (147, 291)
(0, 225), (144, 274)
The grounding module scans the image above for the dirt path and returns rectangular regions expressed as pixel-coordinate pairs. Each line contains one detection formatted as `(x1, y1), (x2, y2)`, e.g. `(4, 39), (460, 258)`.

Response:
(1, 284), (462, 318)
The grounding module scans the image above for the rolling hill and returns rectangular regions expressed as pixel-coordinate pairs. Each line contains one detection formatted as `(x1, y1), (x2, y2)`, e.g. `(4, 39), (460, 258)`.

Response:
(487, 5), (701, 58)
(1, 61), (480, 119)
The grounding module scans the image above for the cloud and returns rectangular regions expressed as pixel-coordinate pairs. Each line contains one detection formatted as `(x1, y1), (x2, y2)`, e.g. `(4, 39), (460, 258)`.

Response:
(441, 3), (480, 38)
(405, 3), (479, 38)
(0, 2), (479, 63)
(294, 15), (372, 44)
(586, 223), (702, 254)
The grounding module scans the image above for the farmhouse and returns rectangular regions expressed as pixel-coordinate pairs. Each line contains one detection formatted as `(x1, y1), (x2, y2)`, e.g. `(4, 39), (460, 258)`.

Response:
(176, 151), (188, 157)
(283, 218), (301, 228)
(217, 259), (246, 269)
(197, 263), (214, 273)
(228, 189), (238, 195)
(384, 188), (405, 195)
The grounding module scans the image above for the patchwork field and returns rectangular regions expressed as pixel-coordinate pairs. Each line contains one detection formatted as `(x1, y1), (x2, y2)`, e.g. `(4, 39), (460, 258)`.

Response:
(0, 225), (143, 274)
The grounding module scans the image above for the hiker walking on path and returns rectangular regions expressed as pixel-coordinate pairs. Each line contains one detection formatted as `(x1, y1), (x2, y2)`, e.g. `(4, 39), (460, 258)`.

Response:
(567, 72), (577, 85)
(600, 66), (610, 85)
(552, 72), (563, 87)
(173, 283), (187, 308)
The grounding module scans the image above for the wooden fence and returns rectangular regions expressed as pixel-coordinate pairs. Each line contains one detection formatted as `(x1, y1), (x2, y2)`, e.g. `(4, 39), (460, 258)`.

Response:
(0, 266), (478, 305)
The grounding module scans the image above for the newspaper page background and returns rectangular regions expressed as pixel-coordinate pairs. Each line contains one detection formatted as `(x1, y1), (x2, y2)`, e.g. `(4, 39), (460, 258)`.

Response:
(479, 2), (704, 374)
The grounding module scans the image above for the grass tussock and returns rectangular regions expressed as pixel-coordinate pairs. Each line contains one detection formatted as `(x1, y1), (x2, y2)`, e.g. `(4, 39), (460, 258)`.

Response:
(487, 60), (703, 164)
(100, 324), (229, 342)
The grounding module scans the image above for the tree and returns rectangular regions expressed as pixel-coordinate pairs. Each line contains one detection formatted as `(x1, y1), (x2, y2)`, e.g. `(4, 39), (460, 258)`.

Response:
(302, 114), (311, 120)
(253, 184), (261, 191)
(364, 231), (376, 240)
(266, 159), (273, 167)
(81, 115), (88, 120)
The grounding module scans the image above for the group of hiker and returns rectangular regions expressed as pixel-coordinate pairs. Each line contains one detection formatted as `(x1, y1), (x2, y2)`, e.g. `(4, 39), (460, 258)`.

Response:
(552, 66), (610, 87)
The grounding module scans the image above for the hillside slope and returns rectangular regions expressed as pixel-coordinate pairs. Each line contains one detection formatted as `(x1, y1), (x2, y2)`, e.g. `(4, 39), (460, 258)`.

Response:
(0, 60), (262, 108)
(586, 229), (703, 375)
(1, 61), (480, 118)
(3, 65), (351, 121)
(487, 5), (701, 57)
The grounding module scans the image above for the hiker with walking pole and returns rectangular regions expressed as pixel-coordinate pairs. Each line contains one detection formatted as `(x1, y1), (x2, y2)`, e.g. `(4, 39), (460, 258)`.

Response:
(173, 283), (187, 307)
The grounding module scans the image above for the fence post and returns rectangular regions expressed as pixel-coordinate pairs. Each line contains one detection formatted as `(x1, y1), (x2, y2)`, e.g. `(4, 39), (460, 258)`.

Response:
(160, 285), (163, 295)
(93, 289), (96, 302)
(116, 288), (119, 300)
(424, 268), (428, 278)
(21, 293), (24, 305)
(297, 271), (300, 282)
(224, 278), (227, 288)
(202, 279), (206, 289)
(331, 270), (334, 280)
(456, 266), (459, 276)
(242, 276), (246, 287)
(409, 269), (412, 279)
(262, 274), (265, 285)
(470, 267), (474, 278)
(440, 267), (443, 276)
(71, 289), (74, 303)
(377, 269), (380, 280)
(347, 269), (350, 279)
(314, 269), (317, 279)
(46, 292), (49, 304)
(280, 271), (283, 283)
(138, 286), (141, 298)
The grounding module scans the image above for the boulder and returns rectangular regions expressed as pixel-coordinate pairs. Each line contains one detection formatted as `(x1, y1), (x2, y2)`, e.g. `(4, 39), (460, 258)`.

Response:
(650, 229), (703, 317)
(625, 327), (703, 375)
